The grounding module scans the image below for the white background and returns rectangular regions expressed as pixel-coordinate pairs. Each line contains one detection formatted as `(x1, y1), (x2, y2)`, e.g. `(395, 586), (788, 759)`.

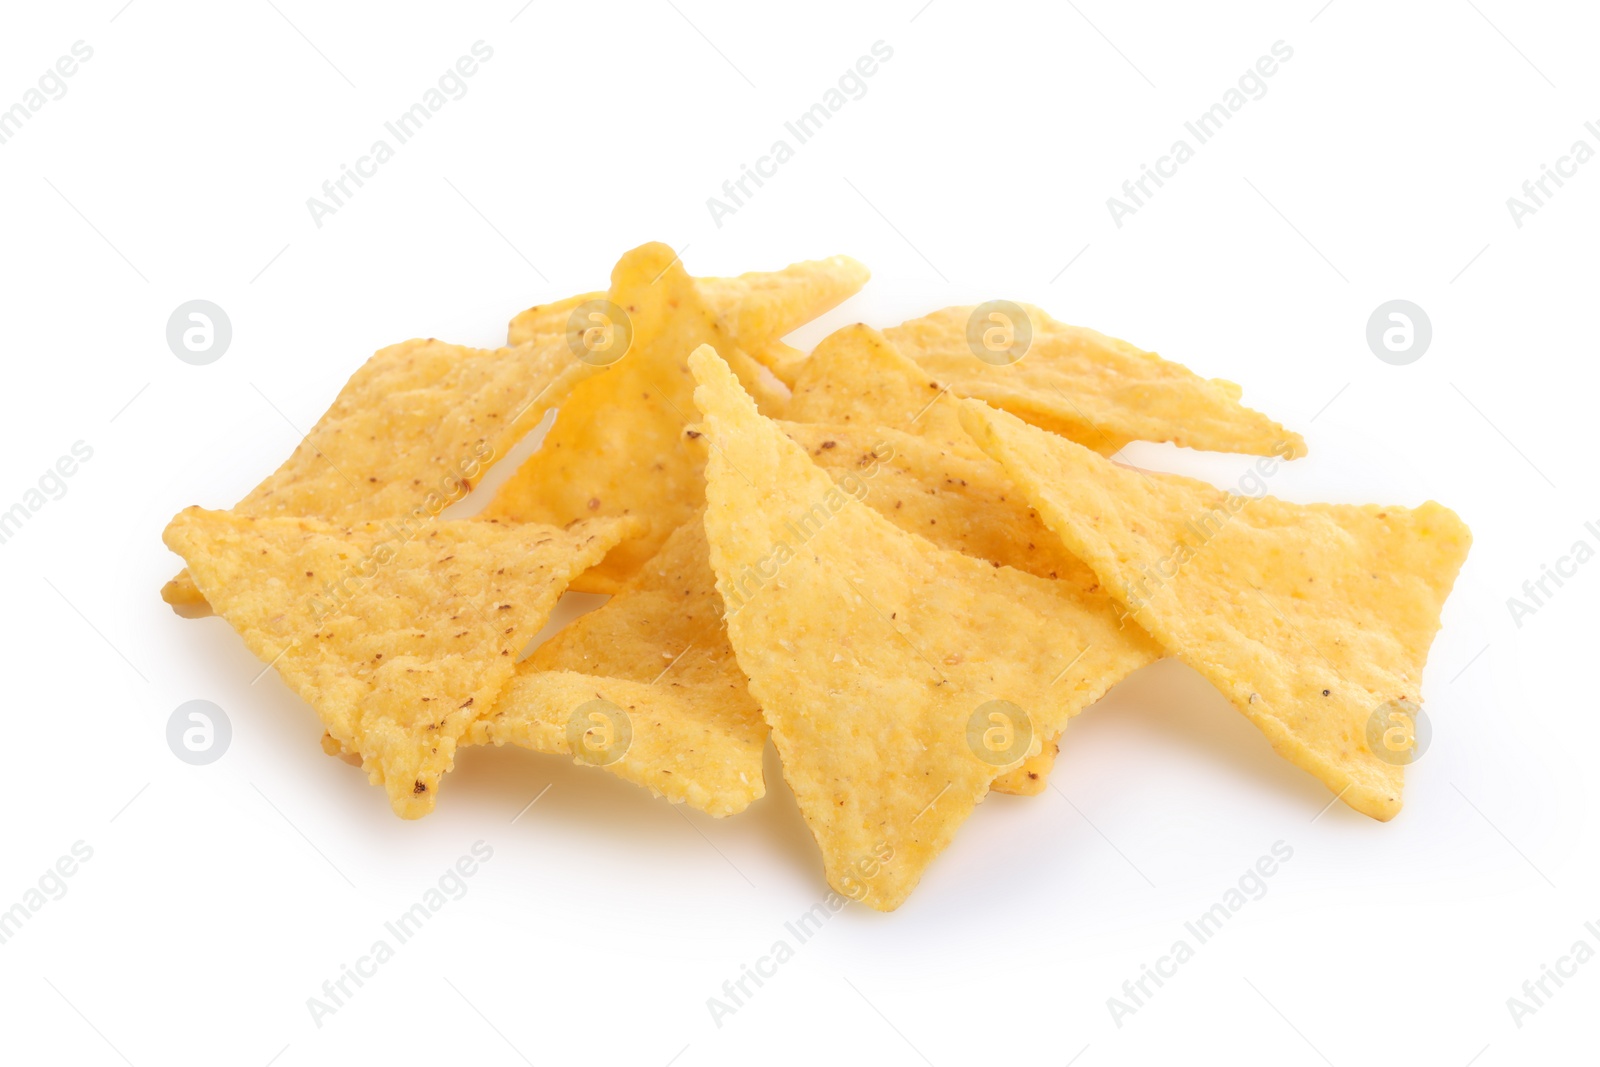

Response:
(1, 1), (1595, 1064)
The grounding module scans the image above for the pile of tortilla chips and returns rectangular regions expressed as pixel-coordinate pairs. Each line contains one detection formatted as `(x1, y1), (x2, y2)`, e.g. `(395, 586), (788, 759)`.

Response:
(164, 242), (1470, 911)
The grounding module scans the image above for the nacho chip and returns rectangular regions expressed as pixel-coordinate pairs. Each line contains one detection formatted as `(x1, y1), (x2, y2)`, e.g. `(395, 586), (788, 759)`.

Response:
(506, 255), (868, 351)
(690, 345), (1159, 910)
(466, 516), (767, 816)
(163, 507), (633, 818)
(960, 401), (1470, 820)
(161, 336), (601, 616)
(481, 242), (785, 593)
(779, 421), (1111, 797)
(885, 305), (1305, 458)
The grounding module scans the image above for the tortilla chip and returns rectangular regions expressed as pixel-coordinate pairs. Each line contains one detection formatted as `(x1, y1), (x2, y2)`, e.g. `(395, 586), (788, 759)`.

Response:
(690, 345), (1159, 910)
(779, 420), (1117, 797)
(885, 305), (1305, 458)
(481, 242), (785, 592)
(506, 254), (867, 351)
(960, 401), (1470, 820)
(163, 507), (634, 818)
(161, 336), (601, 616)
(466, 516), (767, 816)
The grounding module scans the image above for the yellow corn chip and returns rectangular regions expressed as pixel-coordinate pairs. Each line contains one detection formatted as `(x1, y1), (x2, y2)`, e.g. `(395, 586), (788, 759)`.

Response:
(506, 255), (868, 350)
(690, 345), (1159, 910)
(163, 507), (634, 818)
(467, 516), (767, 816)
(161, 336), (601, 616)
(777, 422), (1105, 797)
(885, 304), (1305, 458)
(481, 242), (785, 593)
(960, 401), (1470, 820)
(779, 327), (1141, 796)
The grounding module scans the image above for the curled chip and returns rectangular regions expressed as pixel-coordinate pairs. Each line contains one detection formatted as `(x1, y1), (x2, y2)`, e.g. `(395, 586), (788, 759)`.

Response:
(691, 344), (1158, 910)
(506, 255), (867, 390)
(481, 243), (787, 593)
(163, 507), (635, 817)
(885, 304), (1305, 458)
(961, 400), (1469, 820)
(506, 254), (868, 351)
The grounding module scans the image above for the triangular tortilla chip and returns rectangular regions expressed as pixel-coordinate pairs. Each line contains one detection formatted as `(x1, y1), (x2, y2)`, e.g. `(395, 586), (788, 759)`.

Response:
(163, 507), (634, 818)
(780, 326), (1126, 795)
(161, 336), (602, 616)
(885, 305), (1305, 458)
(960, 401), (1471, 820)
(505, 254), (868, 350)
(466, 516), (767, 816)
(689, 346), (1159, 910)
(481, 243), (785, 592)
(776, 422), (1098, 797)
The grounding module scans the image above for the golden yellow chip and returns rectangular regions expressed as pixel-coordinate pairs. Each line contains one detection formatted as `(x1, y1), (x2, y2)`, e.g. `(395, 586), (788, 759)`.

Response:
(690, 345), (1159, 910)
(885, 304), (1305, 458)
(163, 507), (634, 818)
(505, 254), (868, 351)
(961, 400), (1470, 820)
(161, 336), (601, 616)
(481, 242), (785, 593)
(467, 516), (767, 816)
